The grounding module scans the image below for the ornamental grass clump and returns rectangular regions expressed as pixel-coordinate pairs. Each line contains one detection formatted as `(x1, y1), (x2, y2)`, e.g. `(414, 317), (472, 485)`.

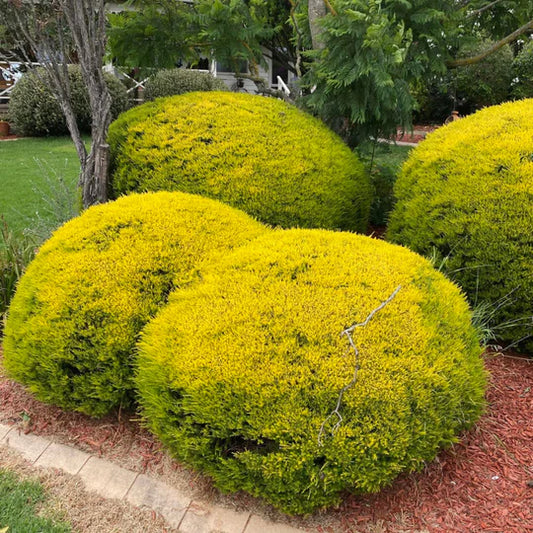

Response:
(388, 99), (533, 353)
(108, 92), (371, 232)
(136, 229), (486, 514)
(3, 192), (266, 417)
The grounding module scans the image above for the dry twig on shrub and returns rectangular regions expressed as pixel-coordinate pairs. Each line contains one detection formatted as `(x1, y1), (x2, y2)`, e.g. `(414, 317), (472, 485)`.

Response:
(318, 285), (402, 446)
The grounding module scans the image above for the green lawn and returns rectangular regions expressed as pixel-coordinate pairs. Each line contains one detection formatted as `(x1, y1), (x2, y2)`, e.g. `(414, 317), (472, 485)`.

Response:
(0, 137), (81, 236)
(0, 469), (71, 533)
(0, 136), (412, 236)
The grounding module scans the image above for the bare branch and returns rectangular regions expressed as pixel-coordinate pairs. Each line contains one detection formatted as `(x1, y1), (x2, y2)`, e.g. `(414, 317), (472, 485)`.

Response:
(467, 0), (505, 18)
(448, 19), (533, 67)
(318, 285), (402, 447)
(289, 0), (304, 78)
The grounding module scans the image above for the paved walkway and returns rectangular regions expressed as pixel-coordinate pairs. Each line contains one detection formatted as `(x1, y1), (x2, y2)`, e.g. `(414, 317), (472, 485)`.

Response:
(377, 138), (419, 147)
(0, 423), (306, 533)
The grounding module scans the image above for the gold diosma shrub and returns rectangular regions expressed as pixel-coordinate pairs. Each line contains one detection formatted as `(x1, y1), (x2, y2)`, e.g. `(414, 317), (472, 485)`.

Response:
(136, 229), (487, 514)
(388, 99), (533, 353)
(3, 192), (266, 416)
(108, 92), (372, 232)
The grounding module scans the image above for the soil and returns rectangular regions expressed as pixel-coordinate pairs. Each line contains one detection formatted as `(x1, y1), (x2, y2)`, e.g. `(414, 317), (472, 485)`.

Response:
(1, 348), (532, 533)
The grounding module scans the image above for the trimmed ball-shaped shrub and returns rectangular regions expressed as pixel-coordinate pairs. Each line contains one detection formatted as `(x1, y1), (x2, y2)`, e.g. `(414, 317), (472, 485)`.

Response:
(3, 192), (266, 417)
(388, 99), (533, 353)
(108, 92), (371, 231)
(9, 65), (130, 136)
(136, 229), (486, 514)
(143, 68), (228, 101)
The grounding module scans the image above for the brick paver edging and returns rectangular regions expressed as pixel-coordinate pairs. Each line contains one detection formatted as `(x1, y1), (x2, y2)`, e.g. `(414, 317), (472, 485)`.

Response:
(0, 423), (305, 533)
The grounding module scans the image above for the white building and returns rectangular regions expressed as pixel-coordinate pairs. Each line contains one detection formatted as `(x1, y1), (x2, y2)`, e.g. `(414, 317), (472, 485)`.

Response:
(106, 1), (296, 96)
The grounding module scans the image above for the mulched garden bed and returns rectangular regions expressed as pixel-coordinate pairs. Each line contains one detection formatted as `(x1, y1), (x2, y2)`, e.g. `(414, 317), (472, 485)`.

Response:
(1, 348), (532, 533)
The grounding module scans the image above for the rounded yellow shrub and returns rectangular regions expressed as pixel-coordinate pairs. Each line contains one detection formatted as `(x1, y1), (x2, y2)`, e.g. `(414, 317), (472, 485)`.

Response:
(3, 192), (266, 416)
(388, 99), (533, 352)
(108, 92), (372, 231)
(136, 229), (486, 514)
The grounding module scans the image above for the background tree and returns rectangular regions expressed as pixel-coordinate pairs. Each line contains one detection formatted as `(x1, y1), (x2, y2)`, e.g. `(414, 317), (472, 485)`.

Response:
(302, 0), (458, 143)
(1, 0), (112, 208)
(107, 0), (194, 70)
(462, 0), (533, 43)
(414, 41), (514, 123)
(108, 0), (294, 80)
(512, 40), (533, 99)
(107, 0), (533, 145)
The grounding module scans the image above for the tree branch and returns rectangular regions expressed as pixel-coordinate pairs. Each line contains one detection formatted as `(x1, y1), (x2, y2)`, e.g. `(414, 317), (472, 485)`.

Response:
(289, 0), (304, 78)
(448, 19), (533, 67)
(323, 0), (337, 16)
(467, 0), (504, 18)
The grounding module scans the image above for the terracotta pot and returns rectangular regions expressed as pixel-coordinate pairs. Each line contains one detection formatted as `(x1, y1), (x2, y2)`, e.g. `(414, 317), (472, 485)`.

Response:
(0, 121), (9, 138)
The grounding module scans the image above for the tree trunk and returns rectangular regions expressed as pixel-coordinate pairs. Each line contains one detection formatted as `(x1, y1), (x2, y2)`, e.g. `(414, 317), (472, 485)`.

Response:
(62, 0), (112, 208)
(308, 0), (328, 50)
(79, 72), (112, 206)
(79, 144), (109, 206)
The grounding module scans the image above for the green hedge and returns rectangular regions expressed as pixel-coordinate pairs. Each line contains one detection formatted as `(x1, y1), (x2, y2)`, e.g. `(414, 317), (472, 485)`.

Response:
(9, 65), (130, 136)
(388, 99), (533, 353)
(144, 68), (228, 100)
(3, 192), (266, 416)
(136, 229), (486, 514)
(108, 92), (372, 232)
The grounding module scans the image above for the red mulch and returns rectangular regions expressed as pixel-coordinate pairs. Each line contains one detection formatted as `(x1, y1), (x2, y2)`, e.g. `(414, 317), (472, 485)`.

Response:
(0, 134), (21, 141)
(1, 349), (532, 532)
(393, 125), (439, 144)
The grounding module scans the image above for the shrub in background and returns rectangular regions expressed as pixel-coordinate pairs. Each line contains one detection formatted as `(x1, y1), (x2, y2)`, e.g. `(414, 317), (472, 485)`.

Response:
(512, 40), (533, 100)
(388, 99), (533, 353)
(3, 192), (266, 416)
(108, 92), (372, 232)
(9, 65), (130, 136)
(136, 229), (486, 514)
(143, 68), (228, 101)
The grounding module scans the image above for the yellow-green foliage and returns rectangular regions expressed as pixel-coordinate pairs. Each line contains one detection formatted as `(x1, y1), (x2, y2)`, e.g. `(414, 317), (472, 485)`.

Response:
(108, 92), (371, 232)
(3, 192), (266, 417)
(136, 229), (486, 514)
(388, 99), (533, 353)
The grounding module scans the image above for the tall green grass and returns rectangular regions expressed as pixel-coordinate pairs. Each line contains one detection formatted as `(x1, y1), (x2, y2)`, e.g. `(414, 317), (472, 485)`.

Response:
(0, 137), (81, 236)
